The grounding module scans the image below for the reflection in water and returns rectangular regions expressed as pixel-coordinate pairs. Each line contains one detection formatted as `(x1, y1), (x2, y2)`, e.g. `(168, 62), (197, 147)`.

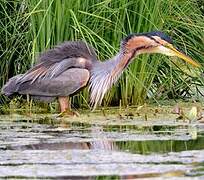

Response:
(1, 117), (204, 179)
(89, 126), (116, 151)
(117, 136), (204, 154)
(7, 126), (116, 151)
(5, 124), (204, 153)
(8, 141), (116, 151)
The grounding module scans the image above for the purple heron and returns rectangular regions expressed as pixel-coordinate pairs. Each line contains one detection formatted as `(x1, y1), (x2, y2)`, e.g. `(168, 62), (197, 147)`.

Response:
(2, 31), (200, 115)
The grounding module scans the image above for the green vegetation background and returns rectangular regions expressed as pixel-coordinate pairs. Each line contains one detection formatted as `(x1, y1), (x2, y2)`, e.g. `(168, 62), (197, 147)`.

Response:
(0, 0), (203, 109)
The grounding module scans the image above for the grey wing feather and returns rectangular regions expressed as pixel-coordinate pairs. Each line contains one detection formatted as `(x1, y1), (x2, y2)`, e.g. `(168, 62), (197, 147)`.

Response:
(17, 41), (97, 84)
(41, 57), (87, 79)
(18, 58), (82, 84)
(17, 68), (90, 97)
(39, 41), (97, 63)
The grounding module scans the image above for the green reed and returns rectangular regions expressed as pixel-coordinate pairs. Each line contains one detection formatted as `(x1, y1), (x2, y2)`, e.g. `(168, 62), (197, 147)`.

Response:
(0, 0), (203, 109)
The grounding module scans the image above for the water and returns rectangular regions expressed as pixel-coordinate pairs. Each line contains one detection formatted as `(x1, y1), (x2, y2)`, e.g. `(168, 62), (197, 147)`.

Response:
(0, 113), (204, 179)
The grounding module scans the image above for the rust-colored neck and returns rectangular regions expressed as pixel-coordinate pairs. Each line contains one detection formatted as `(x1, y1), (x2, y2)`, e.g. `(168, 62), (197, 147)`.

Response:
(111, 51), (134, 79)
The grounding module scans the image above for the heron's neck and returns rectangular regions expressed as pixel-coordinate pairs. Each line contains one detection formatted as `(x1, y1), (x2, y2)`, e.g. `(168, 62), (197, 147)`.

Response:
(89, 50), (135, 109)
(105, 51), (133, 77)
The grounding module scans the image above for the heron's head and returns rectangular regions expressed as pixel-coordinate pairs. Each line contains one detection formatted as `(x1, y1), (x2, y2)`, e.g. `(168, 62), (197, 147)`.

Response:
(122, 31), (200, 67)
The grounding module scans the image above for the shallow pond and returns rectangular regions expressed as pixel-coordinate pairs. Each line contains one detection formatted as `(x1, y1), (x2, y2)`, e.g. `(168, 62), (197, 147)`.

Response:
(1, 106), (204, 179)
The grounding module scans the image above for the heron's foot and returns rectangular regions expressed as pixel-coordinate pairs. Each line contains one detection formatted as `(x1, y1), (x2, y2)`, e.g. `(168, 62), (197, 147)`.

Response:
(58, 109), (80, 117)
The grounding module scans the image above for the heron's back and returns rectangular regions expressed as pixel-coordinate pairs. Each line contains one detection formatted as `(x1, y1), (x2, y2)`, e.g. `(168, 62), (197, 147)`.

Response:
(38, 41), (98, 63)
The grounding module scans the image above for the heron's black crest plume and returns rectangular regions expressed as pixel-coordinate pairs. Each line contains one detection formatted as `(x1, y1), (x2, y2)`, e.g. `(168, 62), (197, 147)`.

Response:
(122, 31), (173, 47)
(147, 31), (173, 44)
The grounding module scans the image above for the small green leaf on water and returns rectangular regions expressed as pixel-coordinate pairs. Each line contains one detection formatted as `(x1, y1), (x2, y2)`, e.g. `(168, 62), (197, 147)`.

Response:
(186, 106), (198, 122)
(137, 105), (144, 111)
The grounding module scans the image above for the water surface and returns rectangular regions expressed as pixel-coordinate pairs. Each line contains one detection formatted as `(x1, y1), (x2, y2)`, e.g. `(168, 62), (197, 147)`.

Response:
(0, 110), (204, 179)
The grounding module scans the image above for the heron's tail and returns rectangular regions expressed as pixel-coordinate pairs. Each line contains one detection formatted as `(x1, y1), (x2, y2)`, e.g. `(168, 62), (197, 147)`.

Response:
(1, 74), (23, 96)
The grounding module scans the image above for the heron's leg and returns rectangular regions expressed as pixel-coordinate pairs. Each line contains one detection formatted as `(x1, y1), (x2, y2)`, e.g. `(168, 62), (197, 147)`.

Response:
(58, 96), (70, 113)
(58, 96), (79, 116)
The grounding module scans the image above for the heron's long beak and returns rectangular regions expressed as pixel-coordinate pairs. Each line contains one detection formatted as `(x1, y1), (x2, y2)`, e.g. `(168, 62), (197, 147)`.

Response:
(168, 46), (200, 67)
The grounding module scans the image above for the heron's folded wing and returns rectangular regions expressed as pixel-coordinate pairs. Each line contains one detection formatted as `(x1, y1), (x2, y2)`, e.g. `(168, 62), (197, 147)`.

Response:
(17, 68), (90, 97)
(17, 41), (97, 84)
(17, 57), (89, 84)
